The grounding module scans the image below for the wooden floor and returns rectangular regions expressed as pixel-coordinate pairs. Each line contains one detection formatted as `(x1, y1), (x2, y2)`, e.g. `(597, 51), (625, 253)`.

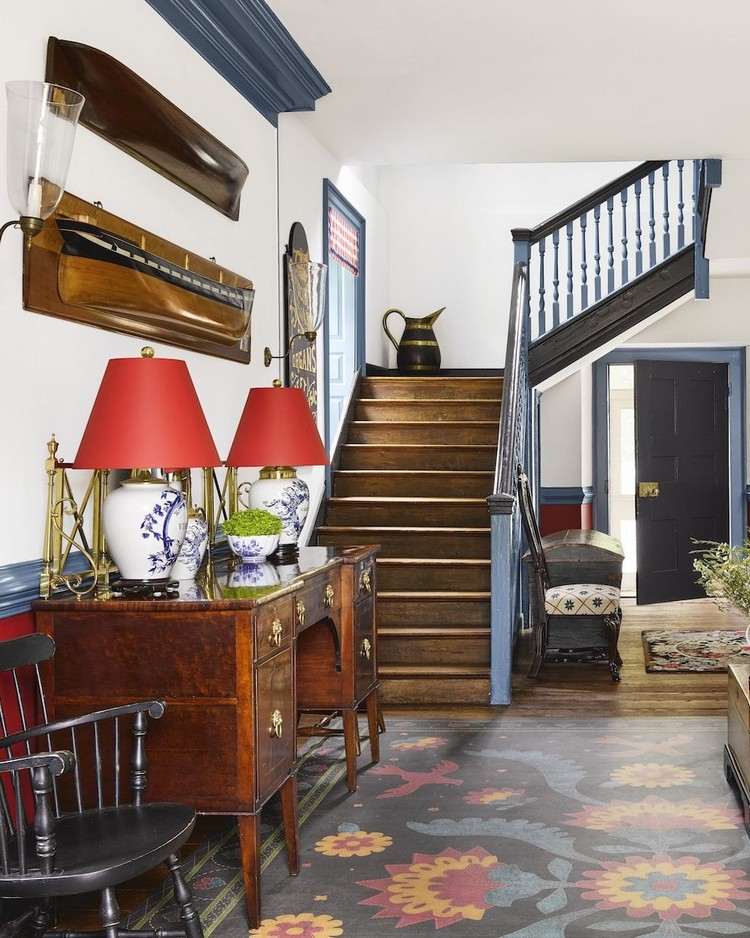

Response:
(52, 596), (741, 930)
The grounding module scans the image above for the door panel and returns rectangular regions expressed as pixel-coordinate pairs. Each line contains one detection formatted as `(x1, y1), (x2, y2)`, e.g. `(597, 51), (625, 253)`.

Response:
(634, 360), (729, 605)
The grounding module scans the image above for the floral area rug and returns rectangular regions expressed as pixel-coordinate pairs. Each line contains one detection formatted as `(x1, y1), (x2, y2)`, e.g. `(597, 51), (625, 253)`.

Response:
(129, 716), (750, 937)
(642, 628), (746, 672)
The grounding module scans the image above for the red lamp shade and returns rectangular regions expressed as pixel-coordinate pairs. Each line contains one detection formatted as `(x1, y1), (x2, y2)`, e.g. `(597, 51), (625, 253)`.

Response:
(226, 386), (328, 467)
(73, 356), (220, 469)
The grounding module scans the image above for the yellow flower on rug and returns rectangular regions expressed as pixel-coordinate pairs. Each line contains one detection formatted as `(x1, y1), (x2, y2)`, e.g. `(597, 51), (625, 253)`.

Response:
(250, 912), (343, 937)
(315, 828), (392, 858)
(608, 763), (695, 788)
(359, 846), (502, 928)
(391, 736), (447, 751)
(578, 855), (750, 921)
(464, 787), (525, 806)
(566, 797), (741, 831)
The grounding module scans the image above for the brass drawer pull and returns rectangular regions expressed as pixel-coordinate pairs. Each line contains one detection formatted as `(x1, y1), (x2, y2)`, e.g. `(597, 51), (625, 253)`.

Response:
(269, 619), (283, 647)
(323, 584), (335, 608)
(269, 709), (283, 738)
(360, 569), (372, 594)
(360, 637), (372, 660)
(296, 600), (306, 627)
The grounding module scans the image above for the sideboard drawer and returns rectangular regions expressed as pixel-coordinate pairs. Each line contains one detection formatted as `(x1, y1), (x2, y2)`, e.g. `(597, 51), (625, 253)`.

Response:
(354, 598), (376, 699)
(255, 648), (295, 805)
(295, 572), (340, 633)
(254, 596), (293, 662)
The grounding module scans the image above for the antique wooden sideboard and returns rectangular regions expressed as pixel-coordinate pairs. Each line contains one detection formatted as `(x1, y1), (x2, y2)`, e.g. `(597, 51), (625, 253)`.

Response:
(33, 545), (380, 928)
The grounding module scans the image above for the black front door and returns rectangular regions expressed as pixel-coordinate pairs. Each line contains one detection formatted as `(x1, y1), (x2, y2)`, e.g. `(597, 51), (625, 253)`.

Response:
(634, 360), (729, 605)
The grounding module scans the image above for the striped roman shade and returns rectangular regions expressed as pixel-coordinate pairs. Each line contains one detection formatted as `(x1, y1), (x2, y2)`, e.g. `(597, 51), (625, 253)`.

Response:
(328, 205), (359, 276)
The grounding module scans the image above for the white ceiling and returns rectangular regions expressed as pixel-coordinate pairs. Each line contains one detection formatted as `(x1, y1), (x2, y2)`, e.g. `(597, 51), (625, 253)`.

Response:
(269, 0), (750, 165)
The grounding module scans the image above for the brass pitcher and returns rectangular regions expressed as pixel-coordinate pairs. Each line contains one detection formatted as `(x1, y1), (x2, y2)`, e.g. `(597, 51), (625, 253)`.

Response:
(382, 307), (444, 373)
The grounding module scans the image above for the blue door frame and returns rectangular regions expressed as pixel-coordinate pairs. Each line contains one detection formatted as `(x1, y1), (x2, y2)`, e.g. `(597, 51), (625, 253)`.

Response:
(322, 179), (366, 461)
(592, 347), (746, 549)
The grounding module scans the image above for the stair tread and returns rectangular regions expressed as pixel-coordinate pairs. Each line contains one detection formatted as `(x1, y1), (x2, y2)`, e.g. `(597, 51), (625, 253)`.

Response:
(379, 591), (490, 601)
(377, 558), (491, 566)
(343, 443), (495, 448)
(379, 627), (490, 636)
(335, 469), (494, 475)
(358, 397), (502, 404)
(319, 525), (490, 534)
(380, 664), (490, 676)
(328, 496), (486, 504)
(350, 420), (499, 427)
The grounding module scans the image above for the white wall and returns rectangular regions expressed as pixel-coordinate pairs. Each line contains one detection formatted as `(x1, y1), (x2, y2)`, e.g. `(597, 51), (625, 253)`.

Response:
(378, 162), (633, 369)
(0, 1), (281, 566)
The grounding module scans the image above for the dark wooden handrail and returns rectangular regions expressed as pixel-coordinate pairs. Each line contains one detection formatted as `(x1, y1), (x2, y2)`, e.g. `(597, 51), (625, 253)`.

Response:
(492, 261), (528, 508)
(512, 160), (668, 245)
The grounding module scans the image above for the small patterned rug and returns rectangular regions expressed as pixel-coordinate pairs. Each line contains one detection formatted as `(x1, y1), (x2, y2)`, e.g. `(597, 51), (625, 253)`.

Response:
(127, 716), (750, 938)
(642, 628), (747, 672)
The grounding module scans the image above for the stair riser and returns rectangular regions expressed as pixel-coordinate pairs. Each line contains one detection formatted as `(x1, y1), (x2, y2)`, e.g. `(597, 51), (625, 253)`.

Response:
(355, 400), (501, 421)
(378, 600), (490, 627)
(379, 636), (490, 667)
(348, 424), (498, 445)
(341, 446), (495, 470)
(326, 502), (489, 527)
(361, 378), (502, 400)
(318, 530), (490, 558)
(377, 563), (491, 592)
(333, 472), (493, 498)
(380, 677), (490, 705)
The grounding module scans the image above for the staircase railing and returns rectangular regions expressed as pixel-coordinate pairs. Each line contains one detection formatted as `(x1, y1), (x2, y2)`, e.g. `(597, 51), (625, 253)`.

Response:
(487, 259), (529, 705)
(513, 160), (718, 343)
(489, 158), (721, 705)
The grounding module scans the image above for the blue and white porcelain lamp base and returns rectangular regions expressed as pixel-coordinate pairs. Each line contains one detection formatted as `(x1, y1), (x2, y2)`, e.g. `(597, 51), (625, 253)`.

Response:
(248, 466), (309, 561)
(103, 472), (187, 583)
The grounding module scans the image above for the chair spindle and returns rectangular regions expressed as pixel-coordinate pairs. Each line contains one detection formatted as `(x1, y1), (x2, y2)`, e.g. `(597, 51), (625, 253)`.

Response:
(94, 721), (104, 809)
(70, 727), (83, 812)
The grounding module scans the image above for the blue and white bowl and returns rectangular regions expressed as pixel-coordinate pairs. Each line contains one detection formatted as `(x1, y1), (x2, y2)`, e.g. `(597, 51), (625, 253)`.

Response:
(226, 533), (280, 562)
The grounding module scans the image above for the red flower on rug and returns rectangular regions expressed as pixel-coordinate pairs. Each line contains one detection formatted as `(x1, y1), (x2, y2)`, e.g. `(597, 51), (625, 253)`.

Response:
(359, 846), (502, 929)
(372, 760), (464, 799)
(577, 855), (750, 920)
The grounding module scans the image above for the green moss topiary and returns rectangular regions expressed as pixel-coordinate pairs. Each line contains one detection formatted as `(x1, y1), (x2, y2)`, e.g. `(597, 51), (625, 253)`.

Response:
(223, 508), (283, 537)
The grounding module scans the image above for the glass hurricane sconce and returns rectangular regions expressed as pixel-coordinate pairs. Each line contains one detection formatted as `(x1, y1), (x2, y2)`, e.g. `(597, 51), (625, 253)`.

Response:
(264, 259), (328, 367)
(1, 81), (85, 246)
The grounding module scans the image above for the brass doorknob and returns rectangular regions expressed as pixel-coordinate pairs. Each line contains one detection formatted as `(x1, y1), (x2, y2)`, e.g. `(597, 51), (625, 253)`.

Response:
(360, 637), (372, 660)
(269, 709), (283, 738)
(323, 584), (335, 608)
(269, 619), (283, 646)
(296, 600), (306, 627)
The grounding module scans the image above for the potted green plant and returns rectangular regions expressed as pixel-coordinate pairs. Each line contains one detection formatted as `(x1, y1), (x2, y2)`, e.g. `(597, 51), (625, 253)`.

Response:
(693, 540), (750, 643)
(223, 508), (283, 562)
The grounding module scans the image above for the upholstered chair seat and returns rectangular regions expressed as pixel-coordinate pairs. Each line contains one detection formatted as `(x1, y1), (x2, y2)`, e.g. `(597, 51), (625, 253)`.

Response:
(544, 583), (621, 617)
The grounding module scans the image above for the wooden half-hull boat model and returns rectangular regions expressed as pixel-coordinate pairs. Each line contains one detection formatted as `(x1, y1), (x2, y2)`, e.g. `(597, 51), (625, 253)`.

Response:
(23, 192), (255, 363)
(56, 218), (253, 347)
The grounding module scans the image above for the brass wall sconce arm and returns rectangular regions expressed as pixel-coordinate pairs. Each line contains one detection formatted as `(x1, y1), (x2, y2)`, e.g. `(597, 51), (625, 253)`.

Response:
(0, 216), (44, 246)
(264, 330), (317, 368)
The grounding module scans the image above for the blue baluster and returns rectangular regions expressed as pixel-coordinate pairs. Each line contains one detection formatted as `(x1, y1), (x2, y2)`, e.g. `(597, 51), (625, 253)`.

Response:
(580, 213), (588, 310)
(593, 205), (601, 303)
(662, 162), (671, 258)
(692, 160), (699, 242)
(552, 229), (560, 328)
(648, 171), (656, 268)
(538, 237), (546, 336)
(620, 187), (628, 285)
(566, 221), (574, 318)
(634, 179), (643, 276)
(677, 159), (685, 249)
(607, 197), (615, 293)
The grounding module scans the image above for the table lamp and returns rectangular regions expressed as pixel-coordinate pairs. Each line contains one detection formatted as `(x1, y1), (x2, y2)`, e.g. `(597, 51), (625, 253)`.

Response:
(1, 81), (84, 246)
(74, 347), (220, 584)
(226, 382), (328, 560)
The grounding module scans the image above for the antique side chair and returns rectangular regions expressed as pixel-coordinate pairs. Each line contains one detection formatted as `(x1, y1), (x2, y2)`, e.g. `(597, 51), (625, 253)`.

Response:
(0, 633), (203, 938)
(517, 467), (623, 681)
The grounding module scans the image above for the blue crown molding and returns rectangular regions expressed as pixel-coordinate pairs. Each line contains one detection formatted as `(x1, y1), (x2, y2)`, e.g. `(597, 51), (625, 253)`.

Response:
(145, 0), (332, 127)
(540, 485), (594, 506)
(0, 554), (89, 620)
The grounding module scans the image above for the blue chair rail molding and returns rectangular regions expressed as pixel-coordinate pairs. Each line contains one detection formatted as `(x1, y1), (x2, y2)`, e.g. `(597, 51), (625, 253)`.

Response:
(539, 486), (594, 505)
(144, 0), (332, 126)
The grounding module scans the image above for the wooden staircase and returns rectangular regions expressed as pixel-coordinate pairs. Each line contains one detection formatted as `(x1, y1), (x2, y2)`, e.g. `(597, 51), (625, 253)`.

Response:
(317, 375), (502, 704)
